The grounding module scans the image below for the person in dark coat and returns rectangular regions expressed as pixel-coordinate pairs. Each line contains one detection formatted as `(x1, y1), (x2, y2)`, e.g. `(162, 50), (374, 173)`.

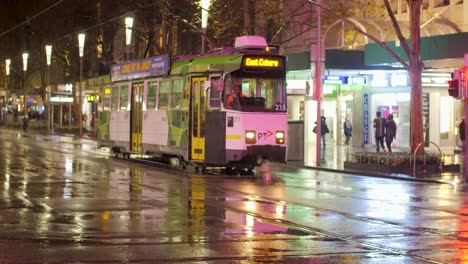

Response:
(385, 114), (397, 152)
(320, 116), (330, 147)
(373, 111), (386, 152)
(459, 118), (465, 151)
(344, 119), (352, 145)
(313, 116), (330, 147)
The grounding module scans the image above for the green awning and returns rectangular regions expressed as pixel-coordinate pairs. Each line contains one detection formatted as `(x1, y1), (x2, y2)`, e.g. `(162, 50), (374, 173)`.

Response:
(365, 32), (468, 66)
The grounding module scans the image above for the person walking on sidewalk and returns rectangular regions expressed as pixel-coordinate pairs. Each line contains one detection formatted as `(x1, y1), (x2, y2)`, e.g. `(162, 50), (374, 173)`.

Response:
(344, 119), (352, 145)
(385, 114), (397, 152)
(459, 118), (465, 151)
(313, 116), (330, 147)
(320, 116), (330, 147)
(373, 111), (386, 152)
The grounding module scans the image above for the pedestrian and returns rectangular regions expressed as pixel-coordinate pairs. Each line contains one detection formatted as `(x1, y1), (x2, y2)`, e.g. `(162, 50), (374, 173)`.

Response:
(373, 111), (386, 152)
(313, 116), (330, 147)
(459, 118), (465, 151)
(344, 119), (352, 145)
(385, 114), (397, 152)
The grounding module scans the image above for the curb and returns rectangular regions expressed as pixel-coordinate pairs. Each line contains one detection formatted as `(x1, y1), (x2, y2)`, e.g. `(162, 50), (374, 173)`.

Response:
(297, 164), (455, 184)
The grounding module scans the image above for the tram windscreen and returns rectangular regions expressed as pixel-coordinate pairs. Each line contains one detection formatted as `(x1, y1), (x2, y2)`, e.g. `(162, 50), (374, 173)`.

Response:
(224, 77), (285, 112)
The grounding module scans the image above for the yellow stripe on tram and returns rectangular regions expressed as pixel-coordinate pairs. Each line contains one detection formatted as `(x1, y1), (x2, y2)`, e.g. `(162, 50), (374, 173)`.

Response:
(226, 134), (242, 140)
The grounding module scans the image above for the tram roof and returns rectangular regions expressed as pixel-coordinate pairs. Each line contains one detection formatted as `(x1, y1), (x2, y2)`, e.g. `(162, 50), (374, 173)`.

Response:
(170, 54), (244, 75)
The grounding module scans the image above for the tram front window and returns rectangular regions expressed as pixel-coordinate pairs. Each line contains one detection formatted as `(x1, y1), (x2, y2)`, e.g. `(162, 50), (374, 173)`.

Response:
(224, 78), (285, 112)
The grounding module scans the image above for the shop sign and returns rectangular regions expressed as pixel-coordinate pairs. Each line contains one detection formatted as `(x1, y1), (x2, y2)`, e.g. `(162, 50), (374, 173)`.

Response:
(323, 75), (346, 84)
(363, 94), (369, 144)
(57, 83), (73, 92)
(371, 72), (408, 87)
(421, 74), (450, 87)
(390, 73), (408, 87)
(348, 76), (367, 85)
(371, 73), (389, 87)
(86, 94), (100, 103)
(51, 96), (73, 103)
(422, 93), (430, 147)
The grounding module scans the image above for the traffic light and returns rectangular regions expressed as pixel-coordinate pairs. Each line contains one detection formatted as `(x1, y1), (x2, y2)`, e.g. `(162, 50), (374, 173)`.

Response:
(448, 69), (462, 99)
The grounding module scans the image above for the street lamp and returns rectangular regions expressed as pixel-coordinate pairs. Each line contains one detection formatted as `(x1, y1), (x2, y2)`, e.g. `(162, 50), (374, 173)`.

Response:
(78, 33), (85, 136)
(5, 59), (10, 77)
(125, 16), (133, 61)
(22, 52), (28, 119)
(201, 0), (210, 54)
(45, 45), (53, 133)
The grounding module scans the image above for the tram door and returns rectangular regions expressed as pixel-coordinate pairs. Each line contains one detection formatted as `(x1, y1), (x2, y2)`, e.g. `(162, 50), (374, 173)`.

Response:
(131, 82), (144, 153)
(191, 77), (208, 161)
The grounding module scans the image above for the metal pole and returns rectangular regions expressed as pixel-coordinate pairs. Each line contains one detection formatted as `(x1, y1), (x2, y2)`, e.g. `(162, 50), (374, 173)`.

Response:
(47, 65), (51, 133)
(201, 28), (206, 54)
(464, 54), (468, 179)
(79, 56), (83, 136)
(23, 71), (26, 119)
(4, 77), (7, 126)
(315, 0), (322, 166)
(126, 45), (129, 61)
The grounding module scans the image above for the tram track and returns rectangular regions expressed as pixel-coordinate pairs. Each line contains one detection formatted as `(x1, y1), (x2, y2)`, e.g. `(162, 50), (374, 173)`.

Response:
(118, 157), (449, 263)
(2, 132), (457, 263)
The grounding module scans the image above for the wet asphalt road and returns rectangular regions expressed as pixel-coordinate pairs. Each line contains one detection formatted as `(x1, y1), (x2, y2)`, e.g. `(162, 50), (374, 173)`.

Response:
(0, 128), (468, 263)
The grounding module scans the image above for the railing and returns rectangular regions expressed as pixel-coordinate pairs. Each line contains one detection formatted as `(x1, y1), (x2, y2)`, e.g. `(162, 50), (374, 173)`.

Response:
(413, 141), (443, 177)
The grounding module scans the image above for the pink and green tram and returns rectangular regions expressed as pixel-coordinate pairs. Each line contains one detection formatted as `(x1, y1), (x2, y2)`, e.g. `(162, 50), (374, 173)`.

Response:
(97, 37), (287, 173)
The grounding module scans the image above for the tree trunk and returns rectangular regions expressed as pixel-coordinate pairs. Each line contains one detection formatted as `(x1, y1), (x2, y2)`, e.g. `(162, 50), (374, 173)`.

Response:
(408, 0), (424, 153)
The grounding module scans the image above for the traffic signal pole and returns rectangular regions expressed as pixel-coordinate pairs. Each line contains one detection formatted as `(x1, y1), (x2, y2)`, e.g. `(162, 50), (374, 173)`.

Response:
(464, 54), (468, 178)
(313, 0), (322, 166)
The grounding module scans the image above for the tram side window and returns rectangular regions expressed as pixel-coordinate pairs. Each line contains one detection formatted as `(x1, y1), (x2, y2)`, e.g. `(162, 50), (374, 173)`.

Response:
(209, 77), (222, 108)
(111, 86), (119, 110)
(147, 81), (157, 110)
(103, 97), (111, 111)
(102, 87), (111, 111)
(159, 80), (170, 109)
(172, 79), (183, 109)
(120, 85), (128, 110)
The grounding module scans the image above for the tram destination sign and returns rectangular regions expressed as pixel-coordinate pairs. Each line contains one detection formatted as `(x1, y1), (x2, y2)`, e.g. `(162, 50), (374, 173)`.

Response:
(242, 55), (285, 69)
(111, 54), (170, 82)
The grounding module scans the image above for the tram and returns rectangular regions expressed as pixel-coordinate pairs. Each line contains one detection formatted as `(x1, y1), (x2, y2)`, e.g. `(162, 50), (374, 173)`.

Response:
(97, 36), (287, 173)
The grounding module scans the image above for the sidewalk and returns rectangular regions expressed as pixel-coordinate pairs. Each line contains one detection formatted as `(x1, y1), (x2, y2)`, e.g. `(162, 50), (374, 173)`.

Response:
(10, 125), (464, 184)
(287, 143), (464, 184)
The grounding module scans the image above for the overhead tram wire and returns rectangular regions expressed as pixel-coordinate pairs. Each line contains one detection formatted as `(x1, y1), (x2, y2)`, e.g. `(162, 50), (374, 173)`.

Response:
(0, 0), (67, 39)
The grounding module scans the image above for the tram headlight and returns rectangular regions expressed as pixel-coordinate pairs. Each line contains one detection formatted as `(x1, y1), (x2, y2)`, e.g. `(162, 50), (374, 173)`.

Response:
(245, 130), (256, 144)
(275, 131), (285, 144)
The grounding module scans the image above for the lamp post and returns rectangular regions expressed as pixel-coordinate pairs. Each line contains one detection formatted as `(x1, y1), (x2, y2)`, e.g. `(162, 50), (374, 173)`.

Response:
(78, 33), (85, 136)
(45, 45), (52, 133)
(22, 52), (28, 120)
(200, 0), (210, 54)
(4, 59), (10, 125)
(125, 17), (133, 61)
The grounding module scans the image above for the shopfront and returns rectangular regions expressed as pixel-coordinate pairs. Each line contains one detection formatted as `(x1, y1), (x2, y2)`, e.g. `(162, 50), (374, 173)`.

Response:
(286, 69), (369, 162)
(364, 70), (458, 151)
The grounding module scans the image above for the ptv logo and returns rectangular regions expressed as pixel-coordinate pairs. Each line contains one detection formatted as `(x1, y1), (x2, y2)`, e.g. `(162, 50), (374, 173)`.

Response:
(258, 130), (273, 140)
